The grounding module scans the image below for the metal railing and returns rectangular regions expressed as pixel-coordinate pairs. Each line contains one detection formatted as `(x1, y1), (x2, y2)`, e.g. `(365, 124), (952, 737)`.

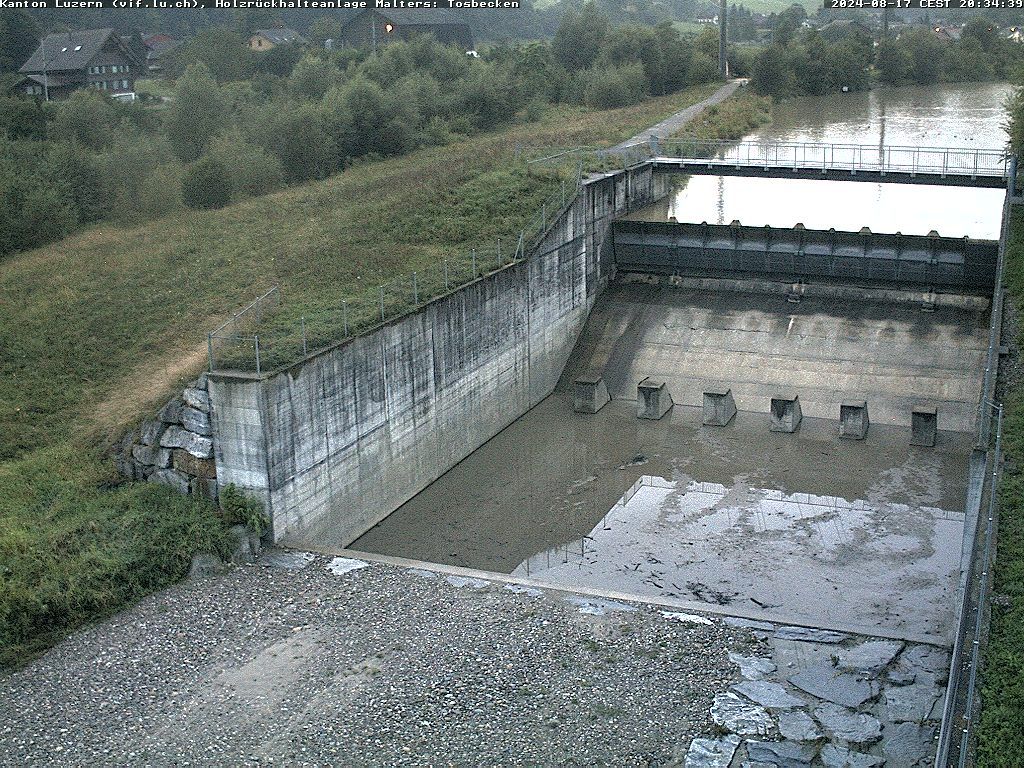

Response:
(653, 139), (1010, 179)
(207, 167), (583, 375)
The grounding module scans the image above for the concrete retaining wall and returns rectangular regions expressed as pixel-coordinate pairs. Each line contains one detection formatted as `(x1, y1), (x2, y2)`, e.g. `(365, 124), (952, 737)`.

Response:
(209, 166), (667, 545)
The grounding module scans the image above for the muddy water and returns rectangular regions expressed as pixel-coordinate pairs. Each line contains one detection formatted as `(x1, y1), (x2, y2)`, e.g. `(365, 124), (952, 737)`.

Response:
(632, 82), (1011, 238)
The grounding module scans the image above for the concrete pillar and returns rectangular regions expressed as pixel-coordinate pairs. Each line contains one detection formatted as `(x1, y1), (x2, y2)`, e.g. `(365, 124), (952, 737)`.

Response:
(573, 375), (611, 414)
(839, 401), (869, 440)
(703, 387), (737, 426)
(637, 378), (673, 420)
(911, 405), (938, 447)
(770, 394), (802, 433)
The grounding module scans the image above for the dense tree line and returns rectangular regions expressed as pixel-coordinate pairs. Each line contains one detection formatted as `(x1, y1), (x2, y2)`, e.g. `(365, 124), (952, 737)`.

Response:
(0, 5), (722, 258)
(750, 14), (1023, 97)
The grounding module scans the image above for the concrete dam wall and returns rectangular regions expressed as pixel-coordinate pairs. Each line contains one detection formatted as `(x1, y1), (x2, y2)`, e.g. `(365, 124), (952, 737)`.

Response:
(208, 166), (669, 544)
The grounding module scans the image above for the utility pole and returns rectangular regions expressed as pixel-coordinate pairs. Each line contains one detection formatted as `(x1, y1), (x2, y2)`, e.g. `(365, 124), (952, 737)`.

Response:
(718, 0), (728, 79)
(42, 35), (49, 102)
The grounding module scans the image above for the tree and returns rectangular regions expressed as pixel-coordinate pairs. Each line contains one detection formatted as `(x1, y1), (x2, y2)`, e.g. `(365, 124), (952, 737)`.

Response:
(0, 96), (47, 141)
(308, 15), (343, 48)
(289, 54), (338, 100)
(751, 44), (792, 96)
(251, 42), (304, 77)
(875, 39), (909, 85)
(582, 62), (648, 108)
(772, 4), (807, 46)
(257, 104), (337, 182)
(946, 36), (994, 82)
(167, 27), (253, 82)
(0, 9), (39, 73)
(164, 62), (227, 162)
(553, 2), (610, 72)
(902, 28), (943, 84)
(49, 90), (118, 150)
(182, 156), (232, 210)
(45, 141), (108, 223)
(206, 128), (285, 198)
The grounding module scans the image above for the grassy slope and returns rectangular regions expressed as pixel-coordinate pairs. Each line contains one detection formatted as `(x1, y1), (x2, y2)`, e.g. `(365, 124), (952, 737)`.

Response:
(0, 83), (722, 665)
(978, 206), (1024, 765)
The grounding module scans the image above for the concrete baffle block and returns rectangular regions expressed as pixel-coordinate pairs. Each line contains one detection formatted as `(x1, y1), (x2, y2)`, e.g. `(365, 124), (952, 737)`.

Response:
(703, 387), (737, 426)
(637, 378), (673, 420)
(573, 374), (611, 414)
(770, 394), (802, 433)
(911, 405), (938, 447)
(839, 401), (869, 440)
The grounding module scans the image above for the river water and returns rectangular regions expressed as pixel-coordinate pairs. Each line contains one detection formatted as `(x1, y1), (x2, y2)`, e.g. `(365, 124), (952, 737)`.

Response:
(630, 82), (1012, 238)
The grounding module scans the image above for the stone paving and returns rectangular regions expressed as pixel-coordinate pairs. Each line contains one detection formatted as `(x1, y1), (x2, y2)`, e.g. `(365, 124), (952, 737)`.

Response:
(685, 618), (948, 767)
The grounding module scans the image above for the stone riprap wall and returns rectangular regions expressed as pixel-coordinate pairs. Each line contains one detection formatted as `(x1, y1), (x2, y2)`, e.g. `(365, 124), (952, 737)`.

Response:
(113, 374), (218, 500)
(210, 166), (667, 545)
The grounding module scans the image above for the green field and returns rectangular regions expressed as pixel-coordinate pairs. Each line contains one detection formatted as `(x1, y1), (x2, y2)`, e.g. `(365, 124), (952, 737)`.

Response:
(0, 83), (726, 666)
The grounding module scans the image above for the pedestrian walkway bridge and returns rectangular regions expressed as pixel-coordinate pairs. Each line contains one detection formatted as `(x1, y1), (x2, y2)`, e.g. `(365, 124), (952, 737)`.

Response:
(643, 139), (1011, 189)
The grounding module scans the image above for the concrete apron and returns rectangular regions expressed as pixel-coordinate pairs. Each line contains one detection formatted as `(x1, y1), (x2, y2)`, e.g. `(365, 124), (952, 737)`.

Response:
(295, 544), (949, 648)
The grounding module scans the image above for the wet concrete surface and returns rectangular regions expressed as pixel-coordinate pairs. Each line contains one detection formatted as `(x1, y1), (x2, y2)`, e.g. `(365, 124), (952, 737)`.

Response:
(351, 395), (970, 642)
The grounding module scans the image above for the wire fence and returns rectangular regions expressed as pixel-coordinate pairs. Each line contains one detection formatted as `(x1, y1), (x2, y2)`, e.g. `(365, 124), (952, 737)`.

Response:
(208, 166), (584, 375)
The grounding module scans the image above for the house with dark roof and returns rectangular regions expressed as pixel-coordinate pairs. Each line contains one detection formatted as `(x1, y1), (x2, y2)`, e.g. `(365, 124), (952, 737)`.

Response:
(248, 28), (305, 51)
(142, 33), (184, 73)
(16, 28), (145, 101)
(338, 9), (474, 51)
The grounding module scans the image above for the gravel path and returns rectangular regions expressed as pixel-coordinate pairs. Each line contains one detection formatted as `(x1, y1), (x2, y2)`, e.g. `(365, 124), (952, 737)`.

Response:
(0, 555), (752, 767)
(613, 79), (747, 151)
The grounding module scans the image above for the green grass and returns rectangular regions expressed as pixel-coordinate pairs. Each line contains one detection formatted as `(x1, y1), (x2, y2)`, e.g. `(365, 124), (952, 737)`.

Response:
(673, 90), (772, 142)
(977, 206), (1024, 764)
(0, 82), (735, 667)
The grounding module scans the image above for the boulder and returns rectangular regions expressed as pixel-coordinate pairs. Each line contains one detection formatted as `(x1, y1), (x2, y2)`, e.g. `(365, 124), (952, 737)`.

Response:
(183, 386), (211, 413)
(710, 692), (775, 737)
(132, 443), (172, 468)
(188, 553), (225, 580)
(158, 397), (184, 424)
(181, 406), (212, 436)
(174, 449), (216, 479)
(812, 703), (882, 744)
(139, 419), (165, 446)
(149, 468), (190, 494)
(160, 426), (213, 459)
(788, 664), (877, 707)
(683, 734), (741, 768)
(228, 524), (261, 564)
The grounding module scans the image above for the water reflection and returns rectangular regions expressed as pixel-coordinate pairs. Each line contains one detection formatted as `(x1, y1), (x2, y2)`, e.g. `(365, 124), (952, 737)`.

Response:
(513, 475), (964, 638)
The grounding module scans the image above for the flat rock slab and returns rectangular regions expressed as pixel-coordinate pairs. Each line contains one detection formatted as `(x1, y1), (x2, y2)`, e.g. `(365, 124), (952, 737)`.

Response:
(565, 596), (637, 615)
(896, 645), (951, 680)
(729, 652), (778, 680)
(446, 575), (490, 589)
(774, 626), (848, 644)
(813, 703), (882, 744)
(883, 681), (941, 723)
(777, 710), (822, 742)
(726, 618), (776, 631)
(744, 739), (816, 767)
(732, 680), (805, 709)
(882, 722), (936, 765)
(711, 692), (775, 737)
(326, 557), (370, 576)
(683, 734), (741, 768)
(788, 663), (876, 708)
(258, 550), (315, 570)
(837, 640), (904, 674)
(820, 744), (883, 768)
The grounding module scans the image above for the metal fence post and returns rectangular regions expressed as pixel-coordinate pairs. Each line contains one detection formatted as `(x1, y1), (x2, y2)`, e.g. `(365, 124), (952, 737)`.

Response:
(412, 271), (418, 304)
(207, 332), (214, 373)
(380, 285), (386, 321)
(497, 238), (502, 267)
(254, 335), (261, 376)
(301, 315), (307, 356)
(444, 259), (450, 291)
(561, 180), (566, 207)
(342, 300), (349, 337)
(542, 202), (546, 231)
(472, 249), (477, 276)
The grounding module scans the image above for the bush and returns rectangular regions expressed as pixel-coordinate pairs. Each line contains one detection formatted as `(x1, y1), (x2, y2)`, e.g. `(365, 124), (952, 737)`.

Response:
(581, 62), (648, 109)
(220, 484), (269, 536)
(182, 156), (232, 210)
(206, 129), (285, 199)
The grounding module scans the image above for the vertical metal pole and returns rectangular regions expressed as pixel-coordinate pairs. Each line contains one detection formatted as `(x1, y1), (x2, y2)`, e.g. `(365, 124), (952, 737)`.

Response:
(718, 0), (727, 79)
(254, 335), (261, 375)
(412, 272), (418, 304)
(444, 259), (450, 291)
(472, 249), (477, 276)
(301, 316), (307, 356)
(497, 238), (502, 267)
(561, 180), (566, 207)
(207, 332), (214, 373)
(380, 285), (386, 321)
(542, 202), (546, 232)
(342, 300), (349, 336)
